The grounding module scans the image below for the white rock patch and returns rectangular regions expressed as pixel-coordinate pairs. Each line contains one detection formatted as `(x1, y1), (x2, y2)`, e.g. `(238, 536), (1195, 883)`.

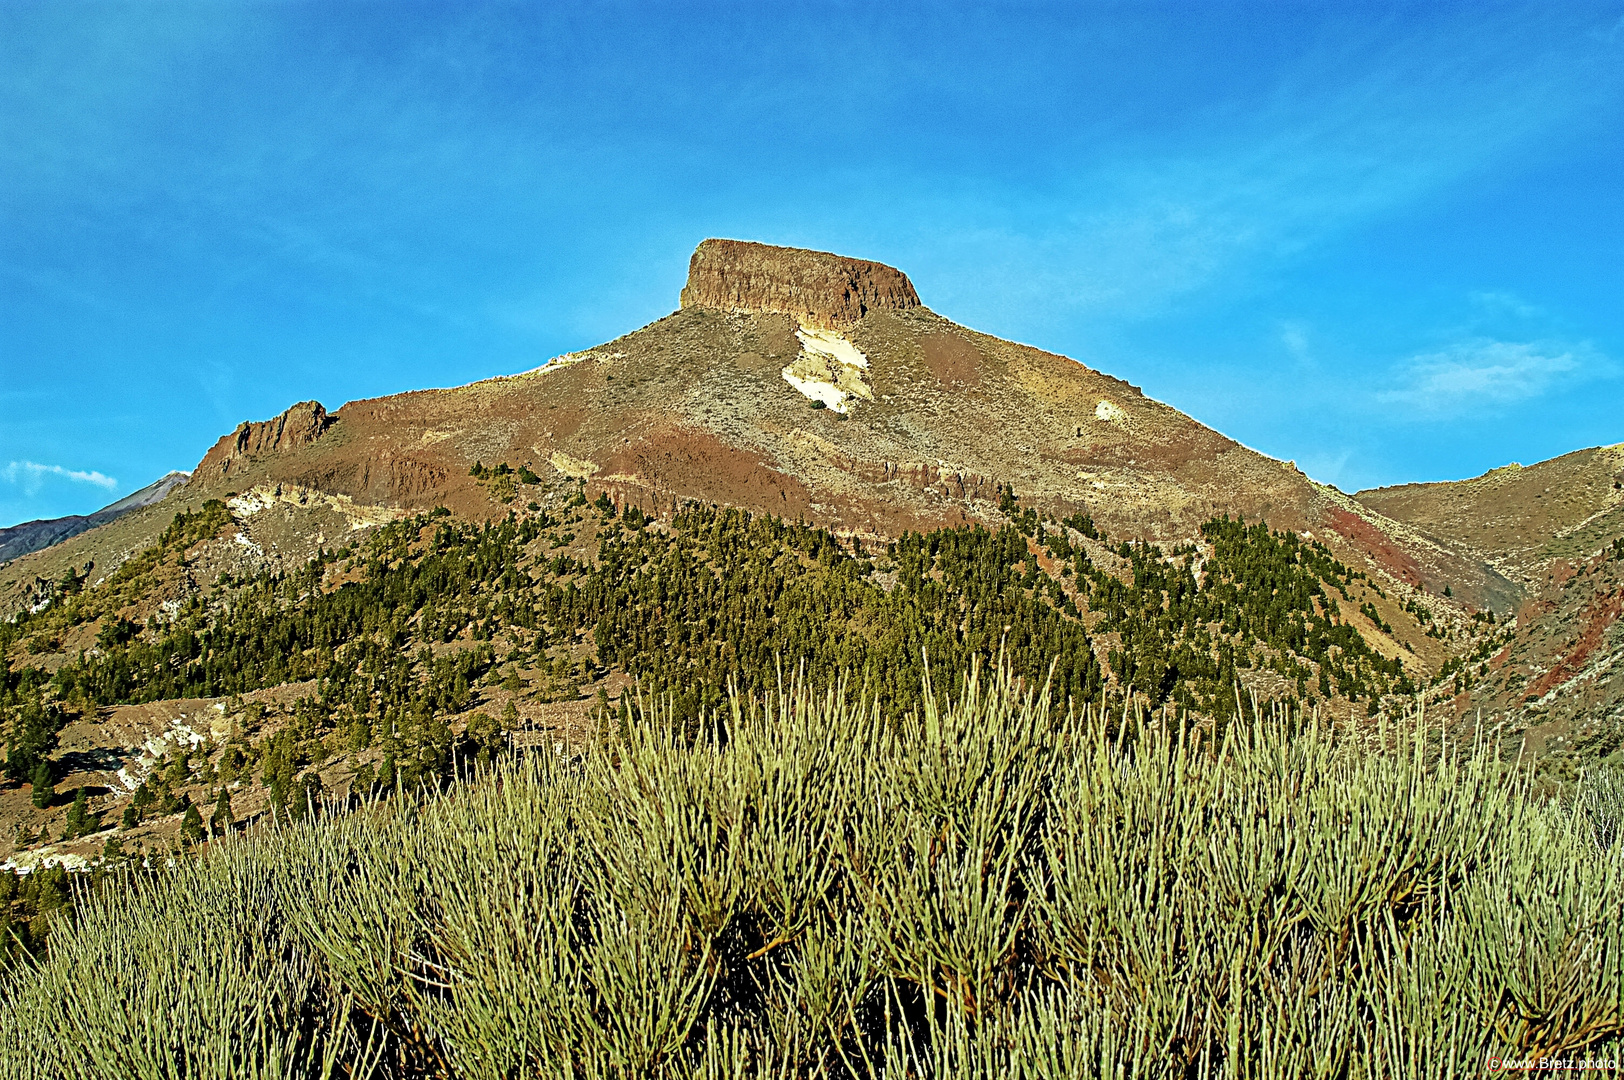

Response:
(549, 450), (599, 479)
(2, 849), (90, 875)
(782, 327), (873, 414)
(1095, 399), (1126, 423)
(228, 483), (404, 531)
(531, 352), (586, 376)
(522, 349), (624, 378)
(115, 715), (214, 795)
(114, 765), (144, 794)
(797, 327), (869, 370)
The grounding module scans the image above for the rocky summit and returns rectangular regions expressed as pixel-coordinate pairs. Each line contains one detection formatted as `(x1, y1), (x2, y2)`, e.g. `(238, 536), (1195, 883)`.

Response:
(678, 238), (922, 330)
(193, 400), (335, 482)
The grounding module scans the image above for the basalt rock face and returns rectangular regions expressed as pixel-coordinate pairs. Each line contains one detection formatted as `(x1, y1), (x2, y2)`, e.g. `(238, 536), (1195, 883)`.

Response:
(679, 238), (921, 330)
(194, 400), (335, 481)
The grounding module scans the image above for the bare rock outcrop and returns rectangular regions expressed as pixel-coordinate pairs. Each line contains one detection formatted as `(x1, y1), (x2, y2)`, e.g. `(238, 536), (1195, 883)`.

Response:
(679, 239), (921, 330)
(193, 401), (335, 481)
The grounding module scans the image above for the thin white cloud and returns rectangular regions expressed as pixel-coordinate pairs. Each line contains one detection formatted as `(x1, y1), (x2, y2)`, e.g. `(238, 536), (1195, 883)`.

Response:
(1469, 290), (1545, 320)
(1279, 322), (1312, 362)
(919, 9), (1623, 330)
(2, 460), (119, 495)
(1381, 338), (1601, 413)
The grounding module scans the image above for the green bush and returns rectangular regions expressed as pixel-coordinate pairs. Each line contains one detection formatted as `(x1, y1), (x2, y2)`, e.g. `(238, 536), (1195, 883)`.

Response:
(2, 665), (1622, 1077)
(60, 788), (97, 841)
(158, 500), (233, 551)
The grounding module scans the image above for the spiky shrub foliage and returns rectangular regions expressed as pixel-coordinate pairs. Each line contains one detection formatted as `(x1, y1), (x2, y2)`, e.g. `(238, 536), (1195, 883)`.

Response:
(3, 664), (1623, 1078)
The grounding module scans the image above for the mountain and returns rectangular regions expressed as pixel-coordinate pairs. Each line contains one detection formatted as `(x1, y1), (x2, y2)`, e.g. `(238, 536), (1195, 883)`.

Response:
(7, 241), (1514, 619)
(1357, 446), (1624, 587)
(4, 240), (1622, 1070)
(0, 239), (1614, 869)
(165, 240), (1507, 606)
(0, 472), (189, 565)
(1358, 447), (1624, 775)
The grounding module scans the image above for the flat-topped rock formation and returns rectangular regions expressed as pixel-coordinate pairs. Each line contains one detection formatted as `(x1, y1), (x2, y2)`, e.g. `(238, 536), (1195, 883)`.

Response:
(679, 238), (921, 330)
(140, 238), (1513, 619)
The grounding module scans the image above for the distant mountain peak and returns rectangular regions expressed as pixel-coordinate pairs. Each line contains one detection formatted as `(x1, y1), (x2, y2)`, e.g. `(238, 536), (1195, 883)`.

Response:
(0, 469), (190, 563)
(679, 238), (921, 330)
(100, 470), (190, 516)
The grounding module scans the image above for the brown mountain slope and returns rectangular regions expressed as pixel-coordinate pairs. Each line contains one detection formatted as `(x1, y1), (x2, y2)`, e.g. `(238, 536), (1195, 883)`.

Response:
(1356, 445), (1624, 587)
(1437, 537), (1624, 781)
(158, 240), (1505, 608)
(1359, 447), (1624, 770)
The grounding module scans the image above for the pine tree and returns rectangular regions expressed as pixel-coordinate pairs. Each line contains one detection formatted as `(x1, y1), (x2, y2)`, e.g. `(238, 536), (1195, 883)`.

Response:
(61, 787), (91, 840)
(180, 803), (203, 844)
(210, 788), (234, 834)
(29, 762), (53, 809)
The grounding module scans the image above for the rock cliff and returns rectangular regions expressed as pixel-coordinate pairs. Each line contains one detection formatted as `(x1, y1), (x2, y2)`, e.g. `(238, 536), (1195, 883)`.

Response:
(679, 238), (921, 330)
(193, 400), (334, 481)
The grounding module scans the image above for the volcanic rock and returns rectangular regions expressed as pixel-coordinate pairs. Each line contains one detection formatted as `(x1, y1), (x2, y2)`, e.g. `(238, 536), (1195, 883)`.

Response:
(194, 401), (335, 481)
(679, 238), (921, 330)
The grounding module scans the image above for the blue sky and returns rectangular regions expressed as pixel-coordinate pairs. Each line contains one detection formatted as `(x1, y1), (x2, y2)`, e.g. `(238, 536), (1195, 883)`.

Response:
(2, 2), (1621, 526)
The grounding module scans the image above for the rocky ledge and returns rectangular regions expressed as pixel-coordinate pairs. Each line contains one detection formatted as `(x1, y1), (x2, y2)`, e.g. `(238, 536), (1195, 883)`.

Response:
(194, 400), (335, 481)
(679, 239), (921, 330)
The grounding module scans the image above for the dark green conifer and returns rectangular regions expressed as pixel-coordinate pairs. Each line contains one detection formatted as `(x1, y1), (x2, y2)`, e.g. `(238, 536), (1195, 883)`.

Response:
(210, 788), (234, 834)
(61, 787), (91, 840)
(29, 762), (53, 809)
(179, 803), (203, 844)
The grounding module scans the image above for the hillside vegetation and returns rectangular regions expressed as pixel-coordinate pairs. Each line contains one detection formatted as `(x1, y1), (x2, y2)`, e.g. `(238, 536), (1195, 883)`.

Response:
(0, 489), (1509, 876)
(2, 665), (1622, 1077)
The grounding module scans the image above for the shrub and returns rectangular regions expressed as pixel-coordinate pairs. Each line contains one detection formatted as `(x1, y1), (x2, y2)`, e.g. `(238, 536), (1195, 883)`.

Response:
(3, 664), (1622, 1076)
